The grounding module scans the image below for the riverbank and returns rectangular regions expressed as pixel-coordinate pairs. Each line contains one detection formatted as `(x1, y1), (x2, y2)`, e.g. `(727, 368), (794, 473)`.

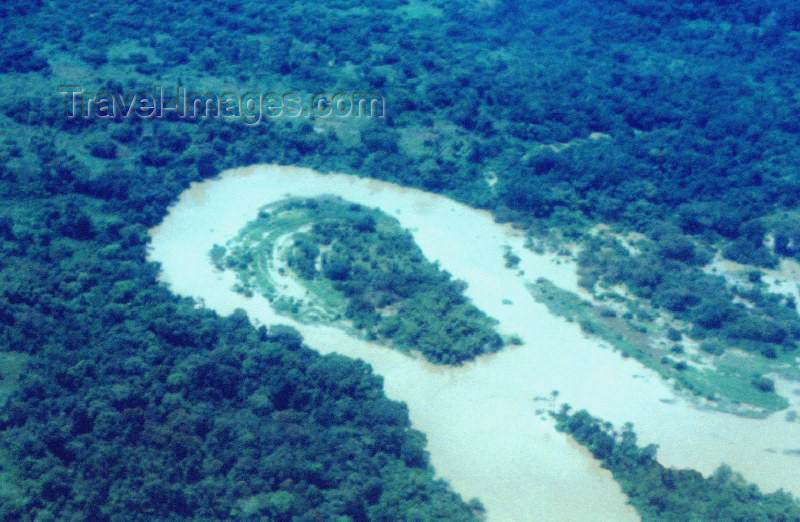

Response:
(148, 164), (800, 520)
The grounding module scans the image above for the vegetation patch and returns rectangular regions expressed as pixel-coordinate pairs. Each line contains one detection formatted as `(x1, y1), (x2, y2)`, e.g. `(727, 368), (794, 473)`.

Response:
(0, 352), (28, 510)
(578, 235), (800, 357)
(529, 278), (792, 413)
(553, 407), (800, 521)
(5, 0), (800, 517)
(221, 197), (504, 365)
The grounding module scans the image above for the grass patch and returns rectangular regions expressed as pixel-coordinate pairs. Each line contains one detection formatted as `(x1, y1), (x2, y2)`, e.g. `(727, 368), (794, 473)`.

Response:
(529, 278), (791, 414)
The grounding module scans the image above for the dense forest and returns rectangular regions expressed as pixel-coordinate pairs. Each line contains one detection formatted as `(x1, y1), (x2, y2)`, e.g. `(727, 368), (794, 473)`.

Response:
(578, 235), (800, 359)
(224, 197), (503, 364)
(0, 148), (480, 518)
(4, 0), (798, 355)
(553, 407), (800, 521)
(3, 0), (800, 518)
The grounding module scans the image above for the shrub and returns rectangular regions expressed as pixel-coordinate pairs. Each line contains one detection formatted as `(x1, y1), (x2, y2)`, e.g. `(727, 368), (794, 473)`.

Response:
(752, 376), (775, 393)
(87, 140), (117, 159)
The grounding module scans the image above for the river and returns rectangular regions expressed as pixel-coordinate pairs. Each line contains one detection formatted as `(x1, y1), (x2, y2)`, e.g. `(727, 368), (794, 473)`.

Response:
(148, 164), (800, 521)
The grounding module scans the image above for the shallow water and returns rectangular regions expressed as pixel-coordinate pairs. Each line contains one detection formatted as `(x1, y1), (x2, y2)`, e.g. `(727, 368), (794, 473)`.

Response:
(148, 164), (800, 521)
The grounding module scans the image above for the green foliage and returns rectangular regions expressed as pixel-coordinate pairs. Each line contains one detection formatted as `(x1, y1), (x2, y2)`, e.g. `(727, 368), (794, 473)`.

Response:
(0, 204), (478, 520)
(531, 278), (790, 411)
(3, 0), (800, 517)
(578, 237), (800, 356)
(554, 407), (800, 521)
(774, 220), (800, 260)
(227, 198), (503, 365)
(209, 244), (227, 270)
(723, 238), (779, 268)
(503, 249), (521, 269)
(752, 376), (776, 393)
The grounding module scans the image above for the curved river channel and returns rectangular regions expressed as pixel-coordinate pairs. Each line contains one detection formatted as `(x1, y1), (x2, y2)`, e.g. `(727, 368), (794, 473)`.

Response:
(148, 164), (800, 521)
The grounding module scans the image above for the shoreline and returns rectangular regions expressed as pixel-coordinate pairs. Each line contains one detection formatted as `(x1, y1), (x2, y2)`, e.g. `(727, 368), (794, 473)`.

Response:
(148, 163), (800, 520)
